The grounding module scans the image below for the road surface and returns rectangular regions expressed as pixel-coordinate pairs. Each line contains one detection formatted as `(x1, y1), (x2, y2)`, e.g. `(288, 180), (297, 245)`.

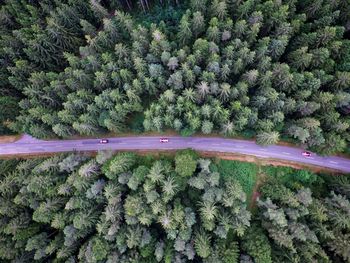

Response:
(0, 134), (349, 173)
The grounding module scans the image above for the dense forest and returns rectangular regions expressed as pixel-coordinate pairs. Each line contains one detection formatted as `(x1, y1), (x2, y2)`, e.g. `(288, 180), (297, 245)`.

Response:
(1, 1), (350, 262)
(0, 0), (350, 154)
(0, 151), (349, 262)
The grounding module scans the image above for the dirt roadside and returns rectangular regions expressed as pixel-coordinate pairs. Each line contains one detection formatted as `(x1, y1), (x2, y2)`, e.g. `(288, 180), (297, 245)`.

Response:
(0, 135), (21, 143)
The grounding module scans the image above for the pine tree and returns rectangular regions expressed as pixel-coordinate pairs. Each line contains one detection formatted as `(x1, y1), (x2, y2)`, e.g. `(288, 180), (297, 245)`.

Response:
(194, 228), (211, 258)
(256, 131), (280, 146)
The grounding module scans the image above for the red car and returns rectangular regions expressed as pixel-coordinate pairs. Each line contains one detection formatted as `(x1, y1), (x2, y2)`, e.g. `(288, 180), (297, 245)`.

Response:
(99, 139), (109, 144)
(302, 151), (311, 157)
(159, 138), (169, 143)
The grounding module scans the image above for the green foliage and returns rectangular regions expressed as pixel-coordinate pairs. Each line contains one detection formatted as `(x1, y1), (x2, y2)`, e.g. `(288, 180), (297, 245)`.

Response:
(0, 153), (349, 262)
(1, 0), (350, 260)
(0, 153), (253, 262)
(241, 224), (272, 263)
(0, 96), (19, 134)
(256, 131), (280, 146)
(257, 180), (350, 263)
(180, 127), (195, 137)
(0, 160), (20, 177)
(222, 241), (239, 263)
(129, 112), (146, 133)
(103, 152), (137, 179)
(194, 228), (211, 258)
(0, 0), (348, 156)
(134, 2), (187, 29)
(262, 166), (319, 189)
(215, 160), (257, 201)
(0, 1), (96, 134)
(91, 238), (109, 261)
(322, 174), (350, 198)
(175, 149), (198, 177)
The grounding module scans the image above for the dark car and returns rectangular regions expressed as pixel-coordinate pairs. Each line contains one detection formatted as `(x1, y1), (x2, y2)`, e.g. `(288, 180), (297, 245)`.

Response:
(99, 139), (109, 144)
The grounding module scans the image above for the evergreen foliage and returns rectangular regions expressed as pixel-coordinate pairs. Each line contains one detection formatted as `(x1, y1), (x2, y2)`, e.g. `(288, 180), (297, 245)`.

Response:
(0, 153), (349, 262)
(258, 180), (350, 263)
(215, 160), (257, 202)
(0, 0), (348, 154)
(0, 153), (251, 262)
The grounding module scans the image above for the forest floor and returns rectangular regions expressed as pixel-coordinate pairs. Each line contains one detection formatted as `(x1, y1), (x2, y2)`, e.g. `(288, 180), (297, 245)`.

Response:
(249, 167), (266, 211)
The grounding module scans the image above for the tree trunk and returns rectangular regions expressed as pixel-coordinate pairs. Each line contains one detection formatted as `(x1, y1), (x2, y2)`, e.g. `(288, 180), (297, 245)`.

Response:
(145, 0), (150, 10)
(140, 0), (146, 12)
(125, 0), (132, 10)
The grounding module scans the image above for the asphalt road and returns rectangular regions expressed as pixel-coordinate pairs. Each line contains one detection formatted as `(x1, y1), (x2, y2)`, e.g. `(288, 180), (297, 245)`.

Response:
(0, 134), (350, 173)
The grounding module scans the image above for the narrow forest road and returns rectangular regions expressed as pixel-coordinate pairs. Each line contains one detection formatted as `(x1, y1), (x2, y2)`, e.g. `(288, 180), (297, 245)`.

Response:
(0, 134), (350, 173)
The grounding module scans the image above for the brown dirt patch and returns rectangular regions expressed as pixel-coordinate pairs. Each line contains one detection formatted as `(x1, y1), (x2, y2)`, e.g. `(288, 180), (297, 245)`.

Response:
(0, 150), (98, 159)
(0, 135), (21, 143)
(249, 167), (269, 210)
(0, 153), (59, 159)
(250, 191), (261, 209)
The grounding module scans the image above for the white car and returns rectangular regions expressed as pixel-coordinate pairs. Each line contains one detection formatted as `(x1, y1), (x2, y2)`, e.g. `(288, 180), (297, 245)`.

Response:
(302, 151), (311, 157)
(159, 138), (169, 143)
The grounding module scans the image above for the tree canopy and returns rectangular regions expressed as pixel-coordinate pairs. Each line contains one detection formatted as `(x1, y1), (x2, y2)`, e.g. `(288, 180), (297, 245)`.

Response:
(0, 153), (349, 262)
(0, 153), (252, 262)
(0, 0), (349, 154)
